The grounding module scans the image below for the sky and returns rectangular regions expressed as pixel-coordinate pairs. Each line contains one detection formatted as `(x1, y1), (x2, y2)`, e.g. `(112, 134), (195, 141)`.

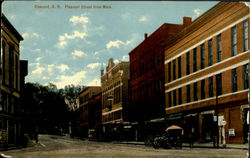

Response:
(3, 1), (218, 89)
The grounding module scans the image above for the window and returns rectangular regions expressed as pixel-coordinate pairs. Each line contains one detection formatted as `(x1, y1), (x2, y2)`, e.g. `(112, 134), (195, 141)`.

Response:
(173, 59), (176, 80)
(243, 20), (248, 52)
(9, 45), (14, 88)
(217, 34), (221, 62)
(193, 48), (197, 72)
(216, 73), (222, 96)
(186, 52), (190, 75)
(209, 77), (213, 97)
(178, 88), (182, 105)
(2, 42), (6, 84)
(243, 64), (249, 89)
(178, 56), (181, 78)
(208, 39), (213, 66)
(231, 26), (237, 56)
(168, 62), (171, 83)
(173, 90), (176, 106)
(200, 44), (205, 69)
(194, 82), (197, 101)
(232, 68), (237, 92)
(201, 80), (205, 99)
(187, 85), (190, 103)
(15, 55), (18, 90)
(168, 92), (172, 107)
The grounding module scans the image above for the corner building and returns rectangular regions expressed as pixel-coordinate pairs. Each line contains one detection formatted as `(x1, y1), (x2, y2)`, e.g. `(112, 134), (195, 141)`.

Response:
(165, 2), (249, 144)
(101, 58), (130, 140)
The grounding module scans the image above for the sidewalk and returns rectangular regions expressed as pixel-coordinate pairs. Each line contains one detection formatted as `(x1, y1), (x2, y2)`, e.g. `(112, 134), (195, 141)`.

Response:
(115, 141), (248, 150)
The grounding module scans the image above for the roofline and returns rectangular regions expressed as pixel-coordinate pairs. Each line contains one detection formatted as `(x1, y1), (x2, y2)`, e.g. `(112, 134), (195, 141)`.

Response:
(163, 2), (243, 51)
(128, 23), (182, 55)
(2, 14), (23, 41)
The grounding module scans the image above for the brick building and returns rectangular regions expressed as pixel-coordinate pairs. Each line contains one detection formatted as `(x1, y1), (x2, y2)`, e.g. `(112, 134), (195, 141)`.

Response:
(101, 58), (129, 140)
(128, 19), (191, 140)
(78, 86), (101, 138)
(88, 92), (102, 140)
(0, 14), (27, 147)
(164, 2), (249, 144)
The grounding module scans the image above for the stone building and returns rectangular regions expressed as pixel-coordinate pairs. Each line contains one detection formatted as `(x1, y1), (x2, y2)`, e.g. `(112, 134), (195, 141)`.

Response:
(0, 14), (27, 147)
(164, 2), (249, 144)
(128, 18), (191, 140)
(101, 58), (130, 140)
(78, 86), (101, 138)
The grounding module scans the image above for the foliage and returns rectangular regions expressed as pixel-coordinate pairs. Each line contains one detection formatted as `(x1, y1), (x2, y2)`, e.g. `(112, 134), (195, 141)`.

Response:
(22, 82), (85, 136)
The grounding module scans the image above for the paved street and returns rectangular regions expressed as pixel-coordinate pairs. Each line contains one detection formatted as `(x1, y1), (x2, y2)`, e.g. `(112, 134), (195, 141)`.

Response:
(1, 135), (248, 158)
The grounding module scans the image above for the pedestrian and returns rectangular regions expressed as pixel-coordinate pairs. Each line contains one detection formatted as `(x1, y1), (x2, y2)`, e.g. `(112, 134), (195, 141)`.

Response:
(189, 127), (194, 148)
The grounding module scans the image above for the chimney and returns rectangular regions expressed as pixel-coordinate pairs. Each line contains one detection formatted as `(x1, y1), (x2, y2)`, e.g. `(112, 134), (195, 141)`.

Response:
(144, 33), (148, 40)
(183, 17), (192, 27)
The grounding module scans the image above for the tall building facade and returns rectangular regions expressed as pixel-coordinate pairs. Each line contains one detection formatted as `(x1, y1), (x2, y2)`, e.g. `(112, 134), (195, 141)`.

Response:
(0, 14), (26, 147)
(165, 2), (249, 144)
(78, 86), (101, 138)
(128, 19), (191, 140)
(101, 58), (129, 140)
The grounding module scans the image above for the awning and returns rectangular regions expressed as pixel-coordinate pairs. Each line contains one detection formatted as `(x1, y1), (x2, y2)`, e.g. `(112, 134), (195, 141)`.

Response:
(148, 117), (165, 123)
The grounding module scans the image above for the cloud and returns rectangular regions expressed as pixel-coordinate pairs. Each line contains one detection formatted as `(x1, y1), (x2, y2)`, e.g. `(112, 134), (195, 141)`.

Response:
(87, 62), (106, 69)
(121, 12), (130, 20)
(106, 40), (124, 49)
(193, 8), (203, 19)
(87, 78), (100, 86)
(57, 31), (87, 49)
(22, 32), (43, 39)
(36, 57), (41, 61)
(139, 16), (148, 22)
(106, 33), (141, 49)
(32, 48), (41, 53)
(48, 64), (55, 75)
(31, 63), (45, 74)
(56, 64), (70, 72)
(70, 14), (89, 25)
(53, 70), (87, 89)
(72, 50), (87, 57)
(121, 55), (129, 61)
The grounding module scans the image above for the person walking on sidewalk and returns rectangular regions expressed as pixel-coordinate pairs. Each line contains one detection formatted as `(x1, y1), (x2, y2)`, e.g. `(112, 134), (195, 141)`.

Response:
(189, 127), (195, 148)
